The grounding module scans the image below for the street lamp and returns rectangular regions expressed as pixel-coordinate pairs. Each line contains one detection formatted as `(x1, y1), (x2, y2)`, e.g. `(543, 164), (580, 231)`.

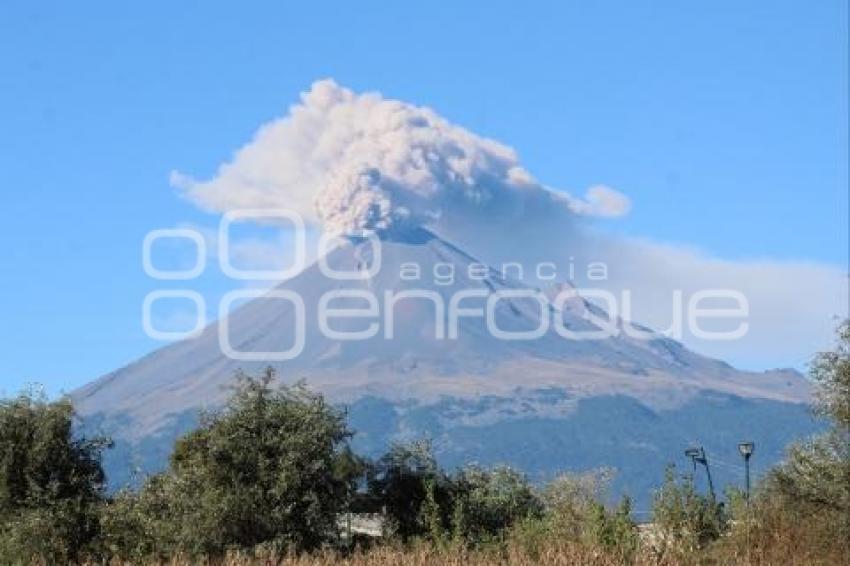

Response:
(684, 446), (716, 500)
(738, 441), (755, 500)
(684, 447), (701, 477)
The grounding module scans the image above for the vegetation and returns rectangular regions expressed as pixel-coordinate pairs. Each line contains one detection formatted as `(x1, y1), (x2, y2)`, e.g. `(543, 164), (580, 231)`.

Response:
(363, 439), (449, 541)
(746, 318), (850, 561)
(0, 320), (848, 564)
(648, 467), (725, 561)
(100, 369), (353, 560)
(0, 387), (109, 563)
(451, 464), (543, 545)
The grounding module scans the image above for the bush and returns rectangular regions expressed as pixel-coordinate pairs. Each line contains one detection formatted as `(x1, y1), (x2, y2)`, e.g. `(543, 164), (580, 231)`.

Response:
(650, 466), (725, 560)
(767, 320), (850, 543)
(450, 464), (542, 544)
(0, 387), (109, 563)
(101, 369), (353, 559)
(712, 482), (850, 564)
(507, 469), (637, 562)
(365, 439), (452, 542)
(711, 319), (850, 563)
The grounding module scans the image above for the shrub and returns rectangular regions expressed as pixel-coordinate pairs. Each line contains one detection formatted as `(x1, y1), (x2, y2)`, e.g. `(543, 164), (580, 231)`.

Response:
(366, 439), (452, 542)
(0, 387), (109, 563)
(540, 468), (612, 541)
(767, 320), (850, 544)
(711, 319), (850, 563)
(507, 469), (638, 562)
(450, 464), (542, 544)
(101, 369), (353, 559)
(650, 465), (725, 560)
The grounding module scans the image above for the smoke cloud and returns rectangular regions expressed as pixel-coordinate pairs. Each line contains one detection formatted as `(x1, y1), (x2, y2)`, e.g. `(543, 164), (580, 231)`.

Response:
(172, 79), (624, 236)
(173, 80), (847, 369)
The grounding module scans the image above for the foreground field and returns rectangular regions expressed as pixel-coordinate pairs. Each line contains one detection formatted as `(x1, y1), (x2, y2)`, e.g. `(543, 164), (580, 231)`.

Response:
(5, 323), (849, 565)
(91, 532), (848, 566)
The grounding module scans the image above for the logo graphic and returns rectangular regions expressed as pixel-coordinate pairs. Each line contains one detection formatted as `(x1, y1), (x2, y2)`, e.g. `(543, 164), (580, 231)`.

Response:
(142, 209), (750, 359)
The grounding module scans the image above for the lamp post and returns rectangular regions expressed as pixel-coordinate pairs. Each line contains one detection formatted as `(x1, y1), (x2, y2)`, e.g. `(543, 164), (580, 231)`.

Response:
(738, 441), (755, 500)
(684, 447), (700, 478)
(697, 447), (715, 501)
(684, 446), (716, 500)
(738, 441), (755, 562)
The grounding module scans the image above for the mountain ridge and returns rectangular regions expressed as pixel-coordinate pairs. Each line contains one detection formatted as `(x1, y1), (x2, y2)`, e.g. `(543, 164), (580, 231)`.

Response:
(72, 229), (814, 503)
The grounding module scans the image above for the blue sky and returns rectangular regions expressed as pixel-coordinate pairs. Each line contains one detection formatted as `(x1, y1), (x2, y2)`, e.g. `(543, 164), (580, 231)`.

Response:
(0, 1), (847, 396)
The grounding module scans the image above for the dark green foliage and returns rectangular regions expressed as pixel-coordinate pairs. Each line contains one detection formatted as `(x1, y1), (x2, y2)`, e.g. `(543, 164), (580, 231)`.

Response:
(101, 368), (353, 559)
(0, 386), (109, 562)
(366, 439), (452, 541)
(768, 430), (850, 514)
(334, 444), (369, 498)
(421, 478), (447, 544)
(590, 496), (638, 556)
(365, 444), (543, 546)
(450, 464), (542, 544)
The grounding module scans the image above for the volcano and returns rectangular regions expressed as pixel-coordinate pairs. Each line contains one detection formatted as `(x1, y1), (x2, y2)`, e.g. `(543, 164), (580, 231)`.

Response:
(73, 229), (817, 509)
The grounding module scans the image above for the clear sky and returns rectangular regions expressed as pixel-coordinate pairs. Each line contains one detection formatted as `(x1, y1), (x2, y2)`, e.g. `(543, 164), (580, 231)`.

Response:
(0, 0), (847, 396)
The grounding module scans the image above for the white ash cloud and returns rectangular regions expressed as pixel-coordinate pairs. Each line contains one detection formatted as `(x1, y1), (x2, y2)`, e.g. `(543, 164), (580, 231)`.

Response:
(171, 79), (625, 236)
(564, 185), (631, 218)
(172, 79), (846, 369)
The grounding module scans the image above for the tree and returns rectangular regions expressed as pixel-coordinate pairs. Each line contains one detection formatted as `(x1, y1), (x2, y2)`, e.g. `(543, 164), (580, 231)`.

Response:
(539, 468), (613, 541)
(810, 319), (850, 431)
(766, 320), (850, 545)
(450, 464), (542, 543)
(0, 386), (109, 562)
(103, 368), (353, 558)
(367, 439), (451, 541)
(421, 477), (447, 544)
(650, 466), (725, 557)
(507, 469), (637, 560)
(589, 496), (638, 558)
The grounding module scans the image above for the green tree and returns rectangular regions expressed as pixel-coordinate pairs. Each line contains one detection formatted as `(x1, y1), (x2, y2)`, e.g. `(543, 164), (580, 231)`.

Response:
(589, 496), (638, 558)
(450, 464), (542, 544)
(507, 469), (637, 560)
(421, 477), (447, 545)
(367, 439), (451, 541)
(103, 368), (352, 558)
(651, 466), (725, 558)
(765, 320), (850, 546)
(811, 319), (850, 430)
(0, 386), (109, 563)
(540, 468), (612, 541)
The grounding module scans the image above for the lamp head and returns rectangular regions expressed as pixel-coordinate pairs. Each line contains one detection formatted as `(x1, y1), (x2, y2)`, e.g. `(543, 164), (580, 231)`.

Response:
(738, 441), (755, 457)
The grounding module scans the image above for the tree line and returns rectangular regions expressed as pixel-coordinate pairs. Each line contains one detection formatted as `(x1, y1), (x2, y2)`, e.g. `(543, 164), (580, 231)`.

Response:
(1, 321), (848, 564)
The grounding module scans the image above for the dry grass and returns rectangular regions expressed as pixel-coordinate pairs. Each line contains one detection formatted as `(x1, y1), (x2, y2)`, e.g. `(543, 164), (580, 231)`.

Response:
(90, 524), (848, 566)
(84, 499), (849, 566)
(102, 544), (664, 566)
